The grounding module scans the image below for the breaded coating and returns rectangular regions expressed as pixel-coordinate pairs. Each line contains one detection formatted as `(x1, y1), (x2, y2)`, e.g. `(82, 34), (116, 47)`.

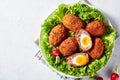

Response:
(59, 37), (79, 56)
(49, 24), (67, 46)
(88, 37), (104, 59)
(63, 14), (85, 33)
(86, 20), (105, 36)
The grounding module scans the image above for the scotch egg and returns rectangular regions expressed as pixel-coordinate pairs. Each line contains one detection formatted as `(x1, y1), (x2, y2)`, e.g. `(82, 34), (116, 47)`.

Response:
(67, 53), (89, 67)
(76, 29), (92, 51)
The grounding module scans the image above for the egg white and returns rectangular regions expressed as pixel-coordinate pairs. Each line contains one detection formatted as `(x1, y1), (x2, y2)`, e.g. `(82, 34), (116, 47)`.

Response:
(80, 34), (92, 48)
(73, 55), (84, 66)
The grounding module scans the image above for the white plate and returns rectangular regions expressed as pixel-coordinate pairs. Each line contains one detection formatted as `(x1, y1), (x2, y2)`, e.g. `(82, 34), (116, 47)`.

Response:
(39, 0), (118, 79)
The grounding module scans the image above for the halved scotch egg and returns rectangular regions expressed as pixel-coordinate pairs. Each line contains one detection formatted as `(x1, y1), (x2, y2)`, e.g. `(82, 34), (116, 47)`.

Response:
(67, 53), (89, 67)
(76, 29), (92, 51)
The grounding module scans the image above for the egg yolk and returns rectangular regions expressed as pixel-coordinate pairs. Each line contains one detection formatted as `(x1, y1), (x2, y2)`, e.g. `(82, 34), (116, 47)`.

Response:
(82, 36), (90, 46)
(76, 56), (89, 66)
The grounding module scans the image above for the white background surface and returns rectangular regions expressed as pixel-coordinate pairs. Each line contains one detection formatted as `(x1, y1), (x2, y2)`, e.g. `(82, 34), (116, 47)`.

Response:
(0, 0), (120, 80)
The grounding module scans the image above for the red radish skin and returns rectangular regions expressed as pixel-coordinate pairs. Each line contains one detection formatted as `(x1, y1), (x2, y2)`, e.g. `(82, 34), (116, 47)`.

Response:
(52, 49), (60, 56)
(111, 73), (119, 80)
(96, 77), (103, 80)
